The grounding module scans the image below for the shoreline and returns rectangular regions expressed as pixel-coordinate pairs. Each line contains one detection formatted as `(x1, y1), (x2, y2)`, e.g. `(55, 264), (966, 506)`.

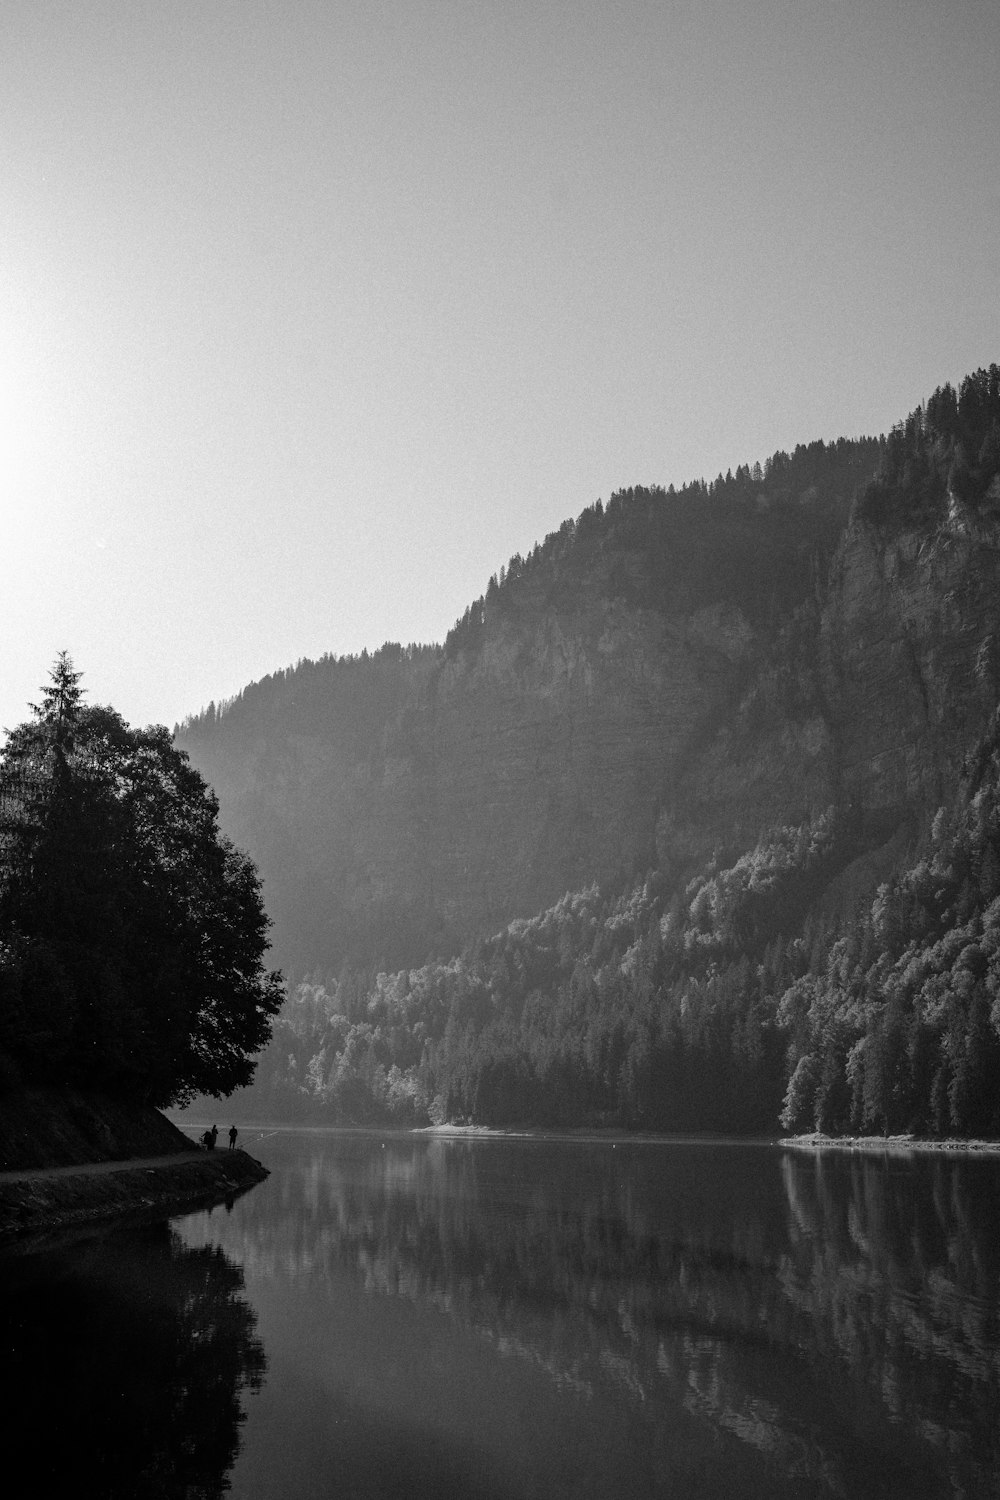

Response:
(782, 1132), (1000, 1155)
(181, 1117), (778, 1146)
(172, 1114), (1000, 1154)
(0, 1148), (268, 1251)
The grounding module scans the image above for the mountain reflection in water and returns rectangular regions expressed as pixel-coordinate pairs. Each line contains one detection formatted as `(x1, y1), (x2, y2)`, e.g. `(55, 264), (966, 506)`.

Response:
(1, 1221), (266, 1499)
(173, 1134), (1000, 1499)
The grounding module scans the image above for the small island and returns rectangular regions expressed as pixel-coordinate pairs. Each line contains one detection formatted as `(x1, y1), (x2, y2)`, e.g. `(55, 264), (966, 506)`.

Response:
(0, 657), (282, 1243)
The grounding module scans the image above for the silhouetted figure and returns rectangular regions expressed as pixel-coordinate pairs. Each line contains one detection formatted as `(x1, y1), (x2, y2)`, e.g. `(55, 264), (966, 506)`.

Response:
(210, 1124), (219, 1150)
(228, 1126), (238, 1151)
(202, 1129), (213, 1150)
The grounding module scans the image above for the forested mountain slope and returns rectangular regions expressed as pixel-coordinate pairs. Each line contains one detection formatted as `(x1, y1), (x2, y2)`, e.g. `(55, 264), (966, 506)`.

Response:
(177, 366), (1000, 1132)
(179, 434), (883, 974)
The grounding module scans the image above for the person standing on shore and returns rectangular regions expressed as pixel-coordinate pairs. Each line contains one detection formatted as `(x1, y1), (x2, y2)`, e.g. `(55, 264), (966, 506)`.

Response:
(228, 1125), (238, 1151)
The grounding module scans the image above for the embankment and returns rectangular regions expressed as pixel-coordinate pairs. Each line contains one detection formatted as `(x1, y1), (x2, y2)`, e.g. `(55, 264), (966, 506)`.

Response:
(0, 1087), (268, 1246)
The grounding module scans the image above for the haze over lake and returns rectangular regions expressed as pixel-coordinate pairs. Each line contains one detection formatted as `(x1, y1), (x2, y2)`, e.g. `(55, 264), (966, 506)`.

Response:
(6, 1131), (999, 1497)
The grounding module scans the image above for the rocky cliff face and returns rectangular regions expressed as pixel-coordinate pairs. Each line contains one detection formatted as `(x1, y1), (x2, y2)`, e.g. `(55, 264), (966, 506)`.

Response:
(821, 506), (1000, 815)
(429, 589), (754, 929)
(177, 468), (1000, 978)
(181, 564), (760, 971)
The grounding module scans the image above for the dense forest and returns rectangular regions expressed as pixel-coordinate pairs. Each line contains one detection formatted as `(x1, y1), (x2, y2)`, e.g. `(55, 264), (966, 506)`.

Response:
(216, 718), (1000, 1137)
(182, 367), (1000, 1136)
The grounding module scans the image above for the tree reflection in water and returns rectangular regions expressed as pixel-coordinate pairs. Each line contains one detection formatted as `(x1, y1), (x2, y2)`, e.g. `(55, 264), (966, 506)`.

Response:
(778, 1149), (1000, 1495)
(202, 1135), (1000, 1498)
(1, 1221), (266, 1498)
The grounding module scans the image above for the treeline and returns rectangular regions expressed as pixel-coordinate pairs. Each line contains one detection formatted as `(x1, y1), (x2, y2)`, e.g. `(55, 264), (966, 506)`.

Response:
(858, 364), (1000, 530)
(446, 433), (884, 659)
(177, 640), (439, 748)
(179, 367), (1000, 751)
(177, 433), (884, 747)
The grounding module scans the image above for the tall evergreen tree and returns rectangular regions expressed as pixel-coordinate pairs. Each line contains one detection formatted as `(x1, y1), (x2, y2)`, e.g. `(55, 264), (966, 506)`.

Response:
(0, 657), (283, 1105)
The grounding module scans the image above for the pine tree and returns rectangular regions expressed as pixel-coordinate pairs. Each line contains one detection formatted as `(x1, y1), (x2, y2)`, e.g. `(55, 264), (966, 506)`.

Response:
(30, 650), (84, 750)
(0, 657), (283, 1105)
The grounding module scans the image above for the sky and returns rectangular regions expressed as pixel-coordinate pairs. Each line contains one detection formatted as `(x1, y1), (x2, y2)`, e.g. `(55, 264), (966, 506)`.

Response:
(2, 0), (998, 734)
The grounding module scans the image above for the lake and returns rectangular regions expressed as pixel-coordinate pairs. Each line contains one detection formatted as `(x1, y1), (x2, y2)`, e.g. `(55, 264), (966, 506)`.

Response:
(4, 1131), (1000, 1498)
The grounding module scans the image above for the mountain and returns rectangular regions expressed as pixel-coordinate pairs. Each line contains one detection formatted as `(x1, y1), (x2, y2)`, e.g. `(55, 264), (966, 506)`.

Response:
(179, 436), (881, 974)
(176, 366), (1000, 1134)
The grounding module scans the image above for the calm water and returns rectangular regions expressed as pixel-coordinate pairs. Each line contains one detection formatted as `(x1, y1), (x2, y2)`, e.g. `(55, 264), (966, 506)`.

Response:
(4, 1133), (1000, 1498)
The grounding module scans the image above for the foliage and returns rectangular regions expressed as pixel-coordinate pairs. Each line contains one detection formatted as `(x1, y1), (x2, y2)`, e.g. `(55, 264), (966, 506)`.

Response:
(778, 711), (1000, 1136)
(218, 810), (838, 1131)
(220, 740), (1000, 1138)
(857, 364), (1000, 531)
(0, 656), (283, 1105)
(444, 434), (884, 661)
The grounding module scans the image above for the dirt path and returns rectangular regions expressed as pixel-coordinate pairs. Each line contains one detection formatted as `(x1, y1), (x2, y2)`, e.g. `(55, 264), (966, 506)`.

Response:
(0, 1145), (268, 1247)
(0, 1149), (243, 1185)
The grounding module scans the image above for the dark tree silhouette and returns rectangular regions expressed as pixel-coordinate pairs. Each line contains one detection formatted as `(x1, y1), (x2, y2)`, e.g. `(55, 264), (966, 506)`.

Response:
(0, 656), (283, 1104)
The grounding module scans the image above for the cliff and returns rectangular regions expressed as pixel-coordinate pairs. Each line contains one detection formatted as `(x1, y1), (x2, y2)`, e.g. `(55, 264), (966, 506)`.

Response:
(821, 505), (1000, 813)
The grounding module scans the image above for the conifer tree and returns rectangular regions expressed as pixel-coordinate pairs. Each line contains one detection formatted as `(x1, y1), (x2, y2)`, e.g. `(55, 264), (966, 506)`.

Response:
(0, 657), (283, 1105)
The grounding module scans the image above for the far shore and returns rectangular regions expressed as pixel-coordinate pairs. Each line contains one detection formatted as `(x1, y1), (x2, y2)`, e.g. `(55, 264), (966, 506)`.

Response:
(783, 1132), (1000, 1155)
(172, 1115), (1000, 1153)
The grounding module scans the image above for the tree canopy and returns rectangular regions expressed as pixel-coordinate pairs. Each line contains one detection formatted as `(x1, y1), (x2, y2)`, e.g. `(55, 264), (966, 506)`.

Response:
(0, 655), (283, 1106)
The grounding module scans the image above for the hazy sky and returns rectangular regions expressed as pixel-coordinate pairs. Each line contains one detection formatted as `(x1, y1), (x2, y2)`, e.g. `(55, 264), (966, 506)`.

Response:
(2, 0), (998, 733)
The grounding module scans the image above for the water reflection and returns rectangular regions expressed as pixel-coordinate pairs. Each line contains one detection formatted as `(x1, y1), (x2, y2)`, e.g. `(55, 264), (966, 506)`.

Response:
(1, 1221), (266, 1499)
(777, 1149), (1000, 1496)
(192, 1135), (1000, 1498)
